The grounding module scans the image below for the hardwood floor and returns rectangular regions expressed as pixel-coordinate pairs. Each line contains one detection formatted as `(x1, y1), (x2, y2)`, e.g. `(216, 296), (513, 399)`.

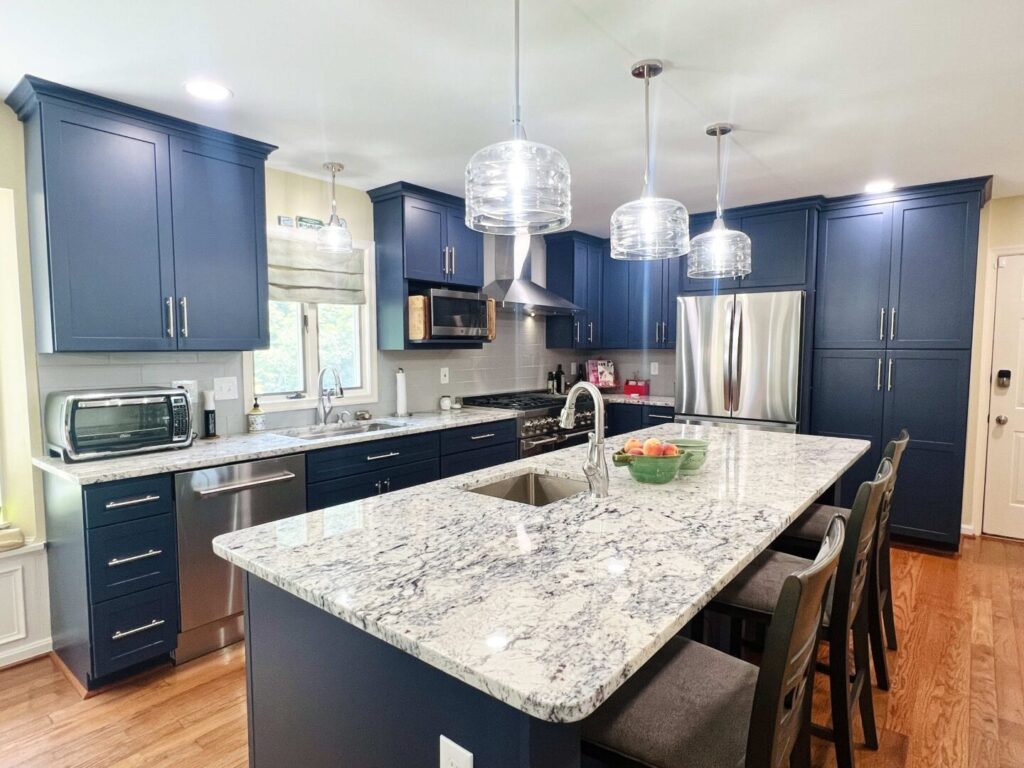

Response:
(0, 536), (1021, 767)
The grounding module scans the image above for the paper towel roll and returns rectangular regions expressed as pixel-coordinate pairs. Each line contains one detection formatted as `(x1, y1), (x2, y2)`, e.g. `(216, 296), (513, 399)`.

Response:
(395, 368), (409, 417)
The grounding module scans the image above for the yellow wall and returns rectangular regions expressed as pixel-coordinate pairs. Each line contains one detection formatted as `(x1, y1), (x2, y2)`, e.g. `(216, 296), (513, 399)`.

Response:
(964, 195), (1024, 533)
(265, 167), (372, 242)
(0, 105), (43, 540)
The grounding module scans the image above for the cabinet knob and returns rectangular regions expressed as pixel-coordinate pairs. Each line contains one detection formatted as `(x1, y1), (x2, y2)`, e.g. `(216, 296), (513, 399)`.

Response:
(996, 415), (1009, 426)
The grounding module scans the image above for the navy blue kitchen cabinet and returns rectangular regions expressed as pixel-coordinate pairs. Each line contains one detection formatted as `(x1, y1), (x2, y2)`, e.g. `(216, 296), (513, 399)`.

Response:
(887, 194), (980, 349)
(545, 232), (604, 349)
(6, 76), (276, 353)
(626, 260), (677, 349)
(369, 182), (486, 351)
(606, 403), (643, 437)
(169, 137), (269, 350)
(643, 405), (676, 426)
(601, 245), (630, 349)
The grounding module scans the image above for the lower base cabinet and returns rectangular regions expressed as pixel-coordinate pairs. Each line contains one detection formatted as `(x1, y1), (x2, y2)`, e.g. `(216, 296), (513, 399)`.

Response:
(607, 403), (676, 437)
(811, 348), (970, 549)
(307, 459), (440, 510)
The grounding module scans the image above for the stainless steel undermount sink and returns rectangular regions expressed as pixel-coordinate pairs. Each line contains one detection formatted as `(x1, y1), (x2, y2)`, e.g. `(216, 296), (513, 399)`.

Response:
(466, 471), (589, 507)
(271, 421), (409, 441)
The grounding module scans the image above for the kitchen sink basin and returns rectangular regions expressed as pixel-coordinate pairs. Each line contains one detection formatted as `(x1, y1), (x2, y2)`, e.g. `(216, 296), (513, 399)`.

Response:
(270, 421), (409, 441)
(466, 471), (589, 507)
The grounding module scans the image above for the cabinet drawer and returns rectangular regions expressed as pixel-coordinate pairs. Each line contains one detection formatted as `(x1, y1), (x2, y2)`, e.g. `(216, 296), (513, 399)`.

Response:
(90, 583), (177, 679)
(84, 476), (173, 528)
(307, 433), (439, 484)
(642, 406), (675, 425)
(439, 420), (517, 455)
(307, 459), (439, 511)
(87, 514), (176, 603)
(440, 442), (518, 479)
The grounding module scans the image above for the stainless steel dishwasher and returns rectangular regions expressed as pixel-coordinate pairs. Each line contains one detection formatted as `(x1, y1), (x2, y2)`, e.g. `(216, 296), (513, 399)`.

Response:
(173, 454), (305, 663)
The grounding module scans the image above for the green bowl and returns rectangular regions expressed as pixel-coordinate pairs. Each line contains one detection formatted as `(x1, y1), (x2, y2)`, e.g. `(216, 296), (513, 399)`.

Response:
(667, 439), (709, 475)
(612, 451), (685, 484)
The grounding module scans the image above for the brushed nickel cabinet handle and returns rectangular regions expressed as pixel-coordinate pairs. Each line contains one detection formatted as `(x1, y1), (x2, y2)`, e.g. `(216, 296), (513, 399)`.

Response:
(108, 549), (162, 567)
(879, 308), (885, 341)
(112, 618), (165, 641)
(179, 296), (190, 338)
(588, 321), (594, 343)
(876, 358), (882, 391)
(470, 433), (496, 440)
(647, 414), (675, 421)
(366, 451), (401, 462)
(887, 358), (894, 391)
(890, 307), (897, 340)
(166, 297), (176, 338)
(105, 494), (161, 510)
(575, 322), (580, 343)
(451, 247), (456, 275)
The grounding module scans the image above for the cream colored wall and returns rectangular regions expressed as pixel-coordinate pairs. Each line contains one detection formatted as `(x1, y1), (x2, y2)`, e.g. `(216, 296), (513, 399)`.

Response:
(0, 106), (43, 541)
(964, 196), (1024, 534)
(265, 167), (372, 241)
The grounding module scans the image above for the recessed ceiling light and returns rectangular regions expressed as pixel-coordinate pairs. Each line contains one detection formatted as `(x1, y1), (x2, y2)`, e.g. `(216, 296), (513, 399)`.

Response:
(865, 179), (896, 194)
(184, 79), (232, 101)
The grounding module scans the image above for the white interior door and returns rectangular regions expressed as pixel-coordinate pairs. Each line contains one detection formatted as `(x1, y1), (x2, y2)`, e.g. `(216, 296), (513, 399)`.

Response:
(984, 254), (1024, 539)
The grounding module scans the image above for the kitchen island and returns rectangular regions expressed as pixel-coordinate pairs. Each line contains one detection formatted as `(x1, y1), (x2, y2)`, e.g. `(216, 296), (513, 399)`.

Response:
(214, 423), (867, 767)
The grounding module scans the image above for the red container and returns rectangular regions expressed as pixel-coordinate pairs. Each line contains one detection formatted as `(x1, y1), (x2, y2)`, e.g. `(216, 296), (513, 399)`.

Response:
(623, 379), (650, 396)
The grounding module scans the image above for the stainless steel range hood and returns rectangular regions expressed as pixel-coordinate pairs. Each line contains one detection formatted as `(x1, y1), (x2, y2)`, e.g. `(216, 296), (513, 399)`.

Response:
(482, 233), (581, 316)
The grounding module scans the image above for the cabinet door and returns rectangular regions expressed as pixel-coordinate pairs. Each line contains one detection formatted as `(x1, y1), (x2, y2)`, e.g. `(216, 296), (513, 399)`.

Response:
(601, 249), (630, 349)
(627, 261), (665, 349)
(888, 194), (979, 349)
(662, 257), (681, 348)
(169, 137), (268, 350)
(815, 205), (892, 349)
(810, 349), (885, 508)
(606, 404), (644, 437)
(580, 242), (603, 349)
(642, 405), (676, 426)
(403, 197), (447, 282)
(40, 104), (176, 351)
(445, 205), (483, 288)
(736, 208), (810, 289)
(883, 350), (970, 548)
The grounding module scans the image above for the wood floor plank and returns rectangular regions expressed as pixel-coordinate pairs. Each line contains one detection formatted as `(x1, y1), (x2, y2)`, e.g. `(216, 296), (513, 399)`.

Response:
(0, 539), (1022, 767)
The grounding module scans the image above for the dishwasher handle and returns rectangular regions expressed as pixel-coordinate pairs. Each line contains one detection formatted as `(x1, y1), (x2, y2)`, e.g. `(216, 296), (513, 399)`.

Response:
(195, 471), (297, 498)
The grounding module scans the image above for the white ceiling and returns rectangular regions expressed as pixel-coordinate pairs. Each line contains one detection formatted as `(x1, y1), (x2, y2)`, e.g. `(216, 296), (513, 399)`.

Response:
(1, 1), (1021, 234)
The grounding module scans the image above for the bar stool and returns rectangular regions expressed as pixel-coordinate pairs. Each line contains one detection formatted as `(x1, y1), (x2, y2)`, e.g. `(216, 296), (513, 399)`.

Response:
(775, 430), (909, 690)
(705, 460), (894, 768)
(581, 515), (845, 768)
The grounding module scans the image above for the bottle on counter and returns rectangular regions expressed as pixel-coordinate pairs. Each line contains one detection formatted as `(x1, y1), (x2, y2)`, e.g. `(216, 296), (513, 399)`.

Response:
(546, 371), (556, 394)
(554, 364), (565, 394)
(247, 397), (266, 433)
(201, 390), (218, 439)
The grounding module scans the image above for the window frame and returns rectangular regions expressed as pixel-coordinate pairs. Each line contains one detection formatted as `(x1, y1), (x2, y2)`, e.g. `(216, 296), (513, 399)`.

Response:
(242, 239), (378, 412)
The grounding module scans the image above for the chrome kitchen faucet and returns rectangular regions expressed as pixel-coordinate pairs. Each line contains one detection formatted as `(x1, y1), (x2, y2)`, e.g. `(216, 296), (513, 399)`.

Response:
(560, 381), (609, 498)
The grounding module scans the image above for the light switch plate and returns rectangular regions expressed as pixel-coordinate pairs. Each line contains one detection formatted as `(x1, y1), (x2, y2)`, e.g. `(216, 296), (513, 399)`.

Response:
(439, 736), (473, 768)
(650, 362), (659, 376)
(171, 380), (199, 406)
(440, 367), (450, 385)
(213, 376), (239, 401)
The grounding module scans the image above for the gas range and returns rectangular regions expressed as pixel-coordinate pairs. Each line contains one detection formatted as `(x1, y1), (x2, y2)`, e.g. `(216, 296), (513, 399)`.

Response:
(462, 390), (599, 456)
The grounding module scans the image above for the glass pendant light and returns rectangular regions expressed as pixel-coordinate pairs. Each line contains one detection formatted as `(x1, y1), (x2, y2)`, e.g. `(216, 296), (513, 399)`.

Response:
(687, 124), (751, 278)
(465, 0), (571, 235)
(316, 162), (353, 254)
(610, 60), (689, 261)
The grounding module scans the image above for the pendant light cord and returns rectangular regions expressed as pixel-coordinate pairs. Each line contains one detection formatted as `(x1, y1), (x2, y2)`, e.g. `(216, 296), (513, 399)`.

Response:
(642, 68), (652, 198)
(714, 127), (723, 219)
(512, 0), (524, 140)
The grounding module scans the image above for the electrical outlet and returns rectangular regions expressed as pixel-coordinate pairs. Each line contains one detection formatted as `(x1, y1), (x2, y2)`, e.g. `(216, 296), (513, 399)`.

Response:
(650, 362), (659, 376)
(570, 362), (577, 375)
(213, 376), (239, 401)
(172, 379), (199, 406)
(440, 367), (450, 385)
(439, 736), (472, 768)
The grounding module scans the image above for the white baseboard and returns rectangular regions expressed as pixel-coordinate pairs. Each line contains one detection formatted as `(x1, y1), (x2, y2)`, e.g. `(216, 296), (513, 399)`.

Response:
(0, 636), (51, 668)
(961, 523), (976, 537)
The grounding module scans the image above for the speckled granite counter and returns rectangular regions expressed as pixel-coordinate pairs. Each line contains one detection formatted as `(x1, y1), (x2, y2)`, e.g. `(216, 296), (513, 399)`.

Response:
(31, 408), (514, 485)
(214, 422), (867, 723)
(602, 393), (675, 407)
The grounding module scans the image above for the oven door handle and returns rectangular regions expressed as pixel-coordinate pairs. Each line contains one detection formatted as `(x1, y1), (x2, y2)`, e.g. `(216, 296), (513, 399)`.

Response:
(523, 436), (561, 449)
(560, 430), (594, 440)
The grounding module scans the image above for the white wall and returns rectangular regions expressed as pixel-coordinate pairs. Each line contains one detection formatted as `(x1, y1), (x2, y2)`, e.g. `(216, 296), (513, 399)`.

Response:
(0, 543), (50, 667)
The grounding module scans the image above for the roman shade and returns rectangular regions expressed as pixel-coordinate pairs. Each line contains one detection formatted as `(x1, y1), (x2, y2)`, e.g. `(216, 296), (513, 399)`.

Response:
(267, 225), (366, 305)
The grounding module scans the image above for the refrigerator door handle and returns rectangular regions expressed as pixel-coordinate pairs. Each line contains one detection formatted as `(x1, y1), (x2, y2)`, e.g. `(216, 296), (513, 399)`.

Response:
(722, 299), (734, 412)
(731, 298), (743, 413)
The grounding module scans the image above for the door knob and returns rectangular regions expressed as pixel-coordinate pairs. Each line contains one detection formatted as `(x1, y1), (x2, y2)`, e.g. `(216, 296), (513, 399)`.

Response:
(996, 415), (1009, 425)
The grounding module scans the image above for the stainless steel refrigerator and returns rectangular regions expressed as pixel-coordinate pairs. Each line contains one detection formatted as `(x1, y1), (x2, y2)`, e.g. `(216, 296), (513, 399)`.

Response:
(675, 291), (804, 429)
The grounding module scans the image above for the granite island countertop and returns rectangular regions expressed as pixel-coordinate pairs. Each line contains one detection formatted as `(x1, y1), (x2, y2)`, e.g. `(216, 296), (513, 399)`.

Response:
(32, 407), (515, 485)
(213, 422), (868, 723)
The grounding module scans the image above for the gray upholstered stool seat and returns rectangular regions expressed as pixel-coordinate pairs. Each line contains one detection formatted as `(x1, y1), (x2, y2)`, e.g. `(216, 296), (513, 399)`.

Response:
(784, 503), (850, 543)
(712, 549), (812, 615)
(583, 636), (757, 768)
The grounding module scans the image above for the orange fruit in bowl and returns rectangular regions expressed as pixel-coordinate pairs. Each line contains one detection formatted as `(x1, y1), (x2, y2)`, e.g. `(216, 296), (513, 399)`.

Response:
(623, 438), (643, 453)
(642, 438), (663, 457)
(661, 443), (680, 457)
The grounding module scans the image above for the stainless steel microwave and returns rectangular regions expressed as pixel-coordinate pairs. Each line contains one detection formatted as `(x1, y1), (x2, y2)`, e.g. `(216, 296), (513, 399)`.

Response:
(427, 288), (489, 339)
(45, 387), (194, 462)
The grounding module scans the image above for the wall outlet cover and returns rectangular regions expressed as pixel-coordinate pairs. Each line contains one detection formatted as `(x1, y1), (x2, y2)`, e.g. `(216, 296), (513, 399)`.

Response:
(439, 735), (472, 768)
(440, 367), (450, 385)
(213, 376), (239, 401)
(650, 362), (659, 376)
(172, 379), (199, 405)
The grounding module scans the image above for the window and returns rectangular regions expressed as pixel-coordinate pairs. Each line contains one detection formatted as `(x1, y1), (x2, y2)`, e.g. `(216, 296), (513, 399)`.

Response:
(244, 241), (377, 410)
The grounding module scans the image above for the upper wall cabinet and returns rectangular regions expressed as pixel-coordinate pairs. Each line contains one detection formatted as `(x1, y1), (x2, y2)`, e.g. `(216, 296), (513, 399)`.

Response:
(6, 76), (276, 353)
(370, 183), (483, 289)
(815, 185), (985, 350)
(681, 202), (819, 295)
(626, 257), (678, 350)
(546, 232), (604, 350)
